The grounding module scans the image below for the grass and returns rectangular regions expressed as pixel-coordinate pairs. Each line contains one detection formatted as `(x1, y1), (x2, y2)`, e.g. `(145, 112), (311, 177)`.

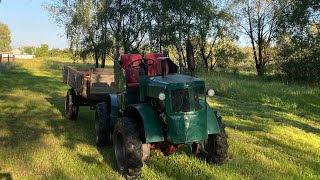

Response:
(0, 58), (319, 179)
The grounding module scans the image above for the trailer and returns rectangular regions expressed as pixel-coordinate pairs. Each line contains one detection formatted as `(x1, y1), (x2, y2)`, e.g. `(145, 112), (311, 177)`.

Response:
(62, 65), (115, 120)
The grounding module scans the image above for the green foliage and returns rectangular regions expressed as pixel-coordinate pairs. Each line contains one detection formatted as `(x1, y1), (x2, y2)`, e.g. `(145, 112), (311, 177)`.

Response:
(47, 0), (235, 68)
(274, 0), (320, 83)
(50, 48), (73, 58)
(0, 22), (11, 52)
(35, 44), (49, 57)
(276, 0), (320, 37)
(47, 0), (114, 67)
(22, 46), (35, 55)
(277, 29), (320, 83)
(214, 40), (245, 72)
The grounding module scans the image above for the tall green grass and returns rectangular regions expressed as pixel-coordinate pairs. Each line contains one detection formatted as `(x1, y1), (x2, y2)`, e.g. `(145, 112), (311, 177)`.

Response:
(0, 59), (319, 179)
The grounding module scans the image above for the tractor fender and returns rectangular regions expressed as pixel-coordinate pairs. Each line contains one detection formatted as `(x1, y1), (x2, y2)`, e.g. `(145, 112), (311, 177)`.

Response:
(201, 100), (221, 135)
(109, 94), (119, 125)
(124, 104), (164, 143)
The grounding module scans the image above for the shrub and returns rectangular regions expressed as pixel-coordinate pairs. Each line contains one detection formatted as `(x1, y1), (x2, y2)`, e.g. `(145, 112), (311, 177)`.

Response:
(281, 48), (320, 83)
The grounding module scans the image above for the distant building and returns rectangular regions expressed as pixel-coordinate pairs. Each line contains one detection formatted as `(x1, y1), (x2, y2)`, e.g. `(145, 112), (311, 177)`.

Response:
(14, 54), (35, 59)
(0, 49), (35, 61)
(11, 49), (21, 55)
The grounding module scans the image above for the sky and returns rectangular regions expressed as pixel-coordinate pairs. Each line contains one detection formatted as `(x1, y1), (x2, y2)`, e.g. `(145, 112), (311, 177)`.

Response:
(0, 0), (68, 49)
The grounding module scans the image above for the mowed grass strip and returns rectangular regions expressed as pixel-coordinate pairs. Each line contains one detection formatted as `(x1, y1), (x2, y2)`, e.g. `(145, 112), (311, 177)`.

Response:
(0, 58), (319, 179)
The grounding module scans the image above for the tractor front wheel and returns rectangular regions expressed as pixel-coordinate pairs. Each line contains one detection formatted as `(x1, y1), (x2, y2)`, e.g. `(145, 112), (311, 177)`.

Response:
(65, 89), (79, 120)
(203, 116), (228, 164)
(113, 117), (143, 179)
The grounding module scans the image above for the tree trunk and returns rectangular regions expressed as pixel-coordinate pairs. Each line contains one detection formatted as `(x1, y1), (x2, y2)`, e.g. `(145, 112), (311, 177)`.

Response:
(114, 32), (120, 61)
(101, 51), (106, 68)
(257, 64), (264, 76)
(177, 29), (183, 73)
(94, 52), (99, 68)
(148, 13), (153, 53)
(201, 47), (209, 71)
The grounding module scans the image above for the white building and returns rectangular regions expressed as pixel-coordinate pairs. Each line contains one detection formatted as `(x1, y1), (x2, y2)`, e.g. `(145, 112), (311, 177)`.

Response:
(10, 49), (35, 59)
(11, 49), (21, 55)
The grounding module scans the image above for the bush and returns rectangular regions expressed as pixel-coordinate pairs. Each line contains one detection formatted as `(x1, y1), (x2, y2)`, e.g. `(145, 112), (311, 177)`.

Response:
(281, 49), (320, 83)
(277, 29), (320, 83)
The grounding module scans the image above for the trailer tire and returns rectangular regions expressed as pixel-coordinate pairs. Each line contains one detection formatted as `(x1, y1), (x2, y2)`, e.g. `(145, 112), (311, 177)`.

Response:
(65, 89), (79, 120)
(113, 117), (143, 179)
(205, 115), (228, 164)
(95, 102), (111, 147)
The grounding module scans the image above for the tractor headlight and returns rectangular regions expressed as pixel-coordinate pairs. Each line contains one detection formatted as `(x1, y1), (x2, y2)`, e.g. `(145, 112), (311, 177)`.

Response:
(207, 89), (215, 97)
(158, 92), (166, 100)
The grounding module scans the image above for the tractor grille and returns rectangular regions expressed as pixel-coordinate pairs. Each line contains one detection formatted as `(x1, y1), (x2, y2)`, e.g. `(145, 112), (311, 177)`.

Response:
(171, 89), (190, 112)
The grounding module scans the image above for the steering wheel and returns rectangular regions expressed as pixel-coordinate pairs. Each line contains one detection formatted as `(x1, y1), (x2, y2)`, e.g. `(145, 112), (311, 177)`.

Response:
(128, 58), (154, 70)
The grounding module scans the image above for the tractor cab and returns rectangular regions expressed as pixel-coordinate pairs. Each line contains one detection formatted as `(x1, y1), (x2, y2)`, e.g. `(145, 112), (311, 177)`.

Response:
(114, 53), (178, 105)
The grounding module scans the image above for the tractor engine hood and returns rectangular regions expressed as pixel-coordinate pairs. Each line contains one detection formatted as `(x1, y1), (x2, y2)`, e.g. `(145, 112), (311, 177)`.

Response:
(140, 73), (205, 103)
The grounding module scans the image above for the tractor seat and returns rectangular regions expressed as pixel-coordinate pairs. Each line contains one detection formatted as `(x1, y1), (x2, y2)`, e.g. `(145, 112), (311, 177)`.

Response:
(145, 53), (169, 75)
(120, 54), (142, 89)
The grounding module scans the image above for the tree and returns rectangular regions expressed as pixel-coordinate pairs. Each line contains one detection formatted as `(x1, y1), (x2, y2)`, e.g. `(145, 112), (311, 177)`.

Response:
(236, 0), (278, 76)
(35, 44), (49, 57)
(48, 0), (119, 67)
(106, 0), (149, 60)
(22, 46), (35, 55)
(197, 2), (236, 71)
(275, 0), (320, 82)
(145, 0), (234, 71)
(0, 23), (11, 52)
(275, 0), (320, 37)
(47, 0), (237, 71)
(214, 40), (245, 72)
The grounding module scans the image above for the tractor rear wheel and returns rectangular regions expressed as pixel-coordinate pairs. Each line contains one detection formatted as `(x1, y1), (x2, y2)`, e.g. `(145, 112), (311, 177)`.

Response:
(65, 89), (79, 120)
(113, 117), (143, 179)
(95, 102), (111, 147)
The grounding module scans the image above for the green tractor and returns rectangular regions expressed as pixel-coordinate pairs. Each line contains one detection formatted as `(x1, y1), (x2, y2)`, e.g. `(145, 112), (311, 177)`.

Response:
(63, 53), (228, 179)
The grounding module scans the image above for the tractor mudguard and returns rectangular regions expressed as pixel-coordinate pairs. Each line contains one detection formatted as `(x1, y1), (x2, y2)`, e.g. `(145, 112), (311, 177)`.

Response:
(109, 94), (119, 125)
(125, 104), (164, 143)
(200, 100), (221, 135)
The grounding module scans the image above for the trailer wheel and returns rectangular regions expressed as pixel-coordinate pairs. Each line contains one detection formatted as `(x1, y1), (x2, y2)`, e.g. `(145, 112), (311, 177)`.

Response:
(113, 117), (143, 179)
(65, 89), (79, 120)
(204, 115), (228, 164)
(95, 102), (111, 147)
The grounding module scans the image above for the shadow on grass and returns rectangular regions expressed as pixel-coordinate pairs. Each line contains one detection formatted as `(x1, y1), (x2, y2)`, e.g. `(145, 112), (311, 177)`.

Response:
(211, 96), (320, 177)
(0, 64), (94, 152)
(96, 147), (118, 172)
(42, 59), (113, 73)
(215, 97), (320, 136)
(200, 71), (320, 116)
(0, 173), (12, 180)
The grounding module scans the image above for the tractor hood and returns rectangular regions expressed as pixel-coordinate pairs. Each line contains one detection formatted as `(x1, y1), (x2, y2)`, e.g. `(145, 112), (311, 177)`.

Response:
(140, 73), (205, 101)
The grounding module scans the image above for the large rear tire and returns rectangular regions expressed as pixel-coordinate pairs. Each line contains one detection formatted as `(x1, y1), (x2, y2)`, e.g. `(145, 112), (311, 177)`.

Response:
(205, 115), (228, 164)
(113, 117), (143, 179)
(95, 102), (111, 147)
(65, 89), (79, 120)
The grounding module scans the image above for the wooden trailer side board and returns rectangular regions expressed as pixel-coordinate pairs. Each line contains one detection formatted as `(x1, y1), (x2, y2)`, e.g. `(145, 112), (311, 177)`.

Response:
(63, 66), (89, 94)
(63, 66), (115, 101)
(89, 68), (115, 95)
